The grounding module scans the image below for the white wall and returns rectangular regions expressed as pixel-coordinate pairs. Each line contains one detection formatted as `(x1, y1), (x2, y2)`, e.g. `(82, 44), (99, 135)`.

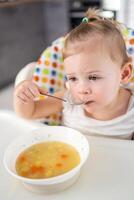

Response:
(117, 0), (134, 29)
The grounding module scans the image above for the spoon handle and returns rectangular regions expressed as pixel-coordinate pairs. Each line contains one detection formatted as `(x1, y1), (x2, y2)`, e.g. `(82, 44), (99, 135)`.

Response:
(34, 93), (67, 102)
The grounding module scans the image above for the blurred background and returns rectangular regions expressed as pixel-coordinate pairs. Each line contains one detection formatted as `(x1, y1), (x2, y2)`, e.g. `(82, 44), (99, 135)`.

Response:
(0, 0), (133, 110)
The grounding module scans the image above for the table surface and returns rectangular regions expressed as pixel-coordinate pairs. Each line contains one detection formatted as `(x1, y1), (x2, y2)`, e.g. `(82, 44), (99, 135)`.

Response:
(0, 110), (134, 200)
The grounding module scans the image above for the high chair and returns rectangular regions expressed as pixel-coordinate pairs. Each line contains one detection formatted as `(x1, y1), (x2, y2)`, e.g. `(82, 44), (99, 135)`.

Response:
(15, 27), (134, 125)
(15, 62), (36, 87)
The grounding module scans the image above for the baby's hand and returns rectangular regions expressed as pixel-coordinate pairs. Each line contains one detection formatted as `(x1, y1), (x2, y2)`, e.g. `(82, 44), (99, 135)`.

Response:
(14, 80), (47, 103)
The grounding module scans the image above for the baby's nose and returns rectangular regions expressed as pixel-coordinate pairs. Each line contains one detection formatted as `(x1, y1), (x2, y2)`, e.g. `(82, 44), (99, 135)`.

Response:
(78, 82), (91, 94)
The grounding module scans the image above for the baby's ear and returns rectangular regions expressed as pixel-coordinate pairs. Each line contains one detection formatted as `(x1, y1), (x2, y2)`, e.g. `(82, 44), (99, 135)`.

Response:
(120, 62), (133, 84)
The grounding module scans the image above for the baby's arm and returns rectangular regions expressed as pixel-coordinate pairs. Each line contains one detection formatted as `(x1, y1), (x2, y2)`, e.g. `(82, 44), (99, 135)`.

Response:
(13, 80), (64, 119)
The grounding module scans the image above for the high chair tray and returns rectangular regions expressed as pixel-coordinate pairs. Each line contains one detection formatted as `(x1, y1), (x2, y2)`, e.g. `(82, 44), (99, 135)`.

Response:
(0, 110), (134, 200)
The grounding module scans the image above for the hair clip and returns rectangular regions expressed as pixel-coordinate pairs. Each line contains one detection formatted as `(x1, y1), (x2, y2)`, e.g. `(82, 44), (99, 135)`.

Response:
(82, 17), (89, 23)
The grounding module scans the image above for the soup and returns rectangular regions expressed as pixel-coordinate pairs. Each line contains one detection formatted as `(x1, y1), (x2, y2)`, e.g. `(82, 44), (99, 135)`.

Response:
(16, 141), (80, 179)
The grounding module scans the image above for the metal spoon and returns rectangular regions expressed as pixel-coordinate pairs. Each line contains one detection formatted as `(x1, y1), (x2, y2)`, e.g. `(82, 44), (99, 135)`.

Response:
(34, 93), (84, 105)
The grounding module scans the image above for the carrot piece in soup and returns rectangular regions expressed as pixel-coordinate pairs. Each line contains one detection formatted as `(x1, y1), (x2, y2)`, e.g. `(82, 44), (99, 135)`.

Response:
(56, 163), (63, 167)
(30, 165), (45, 174)
(20, 155), (27, 163)
(61, 154), (68, 159)
(30, 165), (39, 173)
(37, 166), (45, 173)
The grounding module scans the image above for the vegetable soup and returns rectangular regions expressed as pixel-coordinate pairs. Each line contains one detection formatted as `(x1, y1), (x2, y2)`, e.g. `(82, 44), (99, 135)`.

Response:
(15, 141), (80, 179)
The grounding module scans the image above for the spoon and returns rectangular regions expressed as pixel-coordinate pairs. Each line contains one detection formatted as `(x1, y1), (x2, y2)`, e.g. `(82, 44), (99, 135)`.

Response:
(34, 93), (84, 105)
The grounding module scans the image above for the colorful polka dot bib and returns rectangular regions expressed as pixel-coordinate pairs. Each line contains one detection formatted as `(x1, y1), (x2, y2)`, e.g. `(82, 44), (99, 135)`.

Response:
(33, 27), (134, 125)
(33, 37), (66, 93)
(122, 27), (134, 89)
(33, 37), (66, 125)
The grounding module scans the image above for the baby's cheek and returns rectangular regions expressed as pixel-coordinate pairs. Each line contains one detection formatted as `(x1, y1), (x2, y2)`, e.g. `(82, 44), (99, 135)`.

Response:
(68, 88), (78, 100)
(94, 88), (108, 103)
(69, 85), (76, 93)
(97, 91), (114, 105)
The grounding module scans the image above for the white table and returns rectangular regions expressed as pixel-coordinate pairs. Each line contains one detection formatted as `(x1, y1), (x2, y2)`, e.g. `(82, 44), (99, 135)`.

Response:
(0, 110), (134, 200)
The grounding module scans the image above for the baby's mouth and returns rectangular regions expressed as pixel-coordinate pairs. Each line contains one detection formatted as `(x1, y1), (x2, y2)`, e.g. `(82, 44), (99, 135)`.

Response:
(84, 100), (94, 105)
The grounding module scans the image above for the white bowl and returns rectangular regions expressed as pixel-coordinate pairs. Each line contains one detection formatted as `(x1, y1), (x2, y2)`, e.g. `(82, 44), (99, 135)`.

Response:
(3, 126), (89, 194)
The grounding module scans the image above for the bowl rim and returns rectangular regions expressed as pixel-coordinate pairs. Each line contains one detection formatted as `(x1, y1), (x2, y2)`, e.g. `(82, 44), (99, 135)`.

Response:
(3, 126), (90, 185)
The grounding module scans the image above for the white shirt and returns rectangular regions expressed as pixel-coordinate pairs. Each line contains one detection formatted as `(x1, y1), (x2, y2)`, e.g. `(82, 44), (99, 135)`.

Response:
(63, 94), (134, 140)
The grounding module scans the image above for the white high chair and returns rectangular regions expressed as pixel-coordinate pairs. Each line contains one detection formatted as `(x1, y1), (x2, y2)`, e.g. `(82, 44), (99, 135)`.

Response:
(15, 62), (36, 87)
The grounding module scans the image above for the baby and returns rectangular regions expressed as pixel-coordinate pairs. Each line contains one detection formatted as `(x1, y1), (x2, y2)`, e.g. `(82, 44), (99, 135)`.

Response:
(14, 8), (134, 139)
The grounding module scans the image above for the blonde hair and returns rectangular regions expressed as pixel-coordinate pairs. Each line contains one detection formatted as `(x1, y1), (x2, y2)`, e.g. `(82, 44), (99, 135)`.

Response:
(63, 8), (129, 66)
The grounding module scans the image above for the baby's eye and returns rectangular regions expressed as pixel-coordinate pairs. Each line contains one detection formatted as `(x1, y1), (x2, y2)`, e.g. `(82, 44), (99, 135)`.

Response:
(88, 76), (101, 81)
(68, 77), (77, 82)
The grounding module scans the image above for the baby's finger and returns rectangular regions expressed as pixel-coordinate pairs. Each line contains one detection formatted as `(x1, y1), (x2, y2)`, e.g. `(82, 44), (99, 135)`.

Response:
(38, 87), (48, 95)
(28, 84), (40, 97)
(24, 89), (35, 100)
(17, 92), (30, 103)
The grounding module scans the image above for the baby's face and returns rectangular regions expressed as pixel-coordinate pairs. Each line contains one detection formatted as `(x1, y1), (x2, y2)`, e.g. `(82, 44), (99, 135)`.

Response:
(64, 46), (123, 114)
